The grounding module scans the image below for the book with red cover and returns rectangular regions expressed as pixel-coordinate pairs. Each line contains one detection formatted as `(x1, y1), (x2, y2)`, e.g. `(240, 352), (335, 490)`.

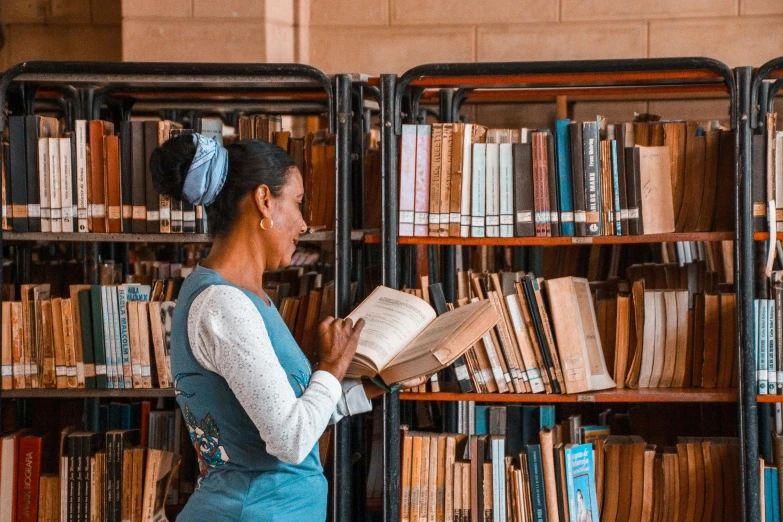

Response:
(15, 435), (42, 522)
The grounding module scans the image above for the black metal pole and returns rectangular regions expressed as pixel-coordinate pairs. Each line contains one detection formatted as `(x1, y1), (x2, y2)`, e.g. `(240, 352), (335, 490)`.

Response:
(736, 65), (759, 522)
(380, 73), (401, 522)
(332, 74), (353, 522)
(438, 89), (457, 305)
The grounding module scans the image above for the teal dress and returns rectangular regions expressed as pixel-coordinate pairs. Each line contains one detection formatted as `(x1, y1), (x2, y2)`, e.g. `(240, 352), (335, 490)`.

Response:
(171, 265), (327, 521)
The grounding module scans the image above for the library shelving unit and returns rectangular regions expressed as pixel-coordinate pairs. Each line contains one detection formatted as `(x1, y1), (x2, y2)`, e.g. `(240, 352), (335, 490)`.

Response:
(374, 57), (756, 521)
(0, 61), (367, 521)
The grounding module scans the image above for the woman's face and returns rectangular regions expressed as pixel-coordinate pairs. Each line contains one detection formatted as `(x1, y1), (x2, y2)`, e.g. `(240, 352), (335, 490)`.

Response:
(261, 168), (307, 270)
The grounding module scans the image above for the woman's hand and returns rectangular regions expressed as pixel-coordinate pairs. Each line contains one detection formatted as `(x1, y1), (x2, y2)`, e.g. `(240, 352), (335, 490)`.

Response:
(316, 316), (365, 381)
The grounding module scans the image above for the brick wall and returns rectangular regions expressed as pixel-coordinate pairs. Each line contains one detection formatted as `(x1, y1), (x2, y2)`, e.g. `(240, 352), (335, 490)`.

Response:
(306, 0), (783, 123)
(0, 0), (122, 70)
(120, 0), (298, 62)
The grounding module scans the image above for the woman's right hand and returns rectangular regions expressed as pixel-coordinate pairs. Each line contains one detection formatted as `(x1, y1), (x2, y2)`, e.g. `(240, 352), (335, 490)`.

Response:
(315, 316), (365, 381)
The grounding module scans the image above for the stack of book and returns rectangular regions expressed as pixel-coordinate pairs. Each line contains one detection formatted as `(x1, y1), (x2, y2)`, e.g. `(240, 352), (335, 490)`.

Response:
(398, 119), (735, 238)
(399, 405), (741, 522)
(0, 116), (339, 234)
(0, 403), (186, 522)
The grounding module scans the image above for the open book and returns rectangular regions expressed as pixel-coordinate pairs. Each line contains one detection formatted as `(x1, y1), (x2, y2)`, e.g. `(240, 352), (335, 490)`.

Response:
(345, 286), (499, 385)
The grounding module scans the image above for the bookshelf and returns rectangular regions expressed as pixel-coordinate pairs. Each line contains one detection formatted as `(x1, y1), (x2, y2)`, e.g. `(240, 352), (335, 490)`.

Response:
(377, 57), (753, 522)
(0, 61), (363, 522)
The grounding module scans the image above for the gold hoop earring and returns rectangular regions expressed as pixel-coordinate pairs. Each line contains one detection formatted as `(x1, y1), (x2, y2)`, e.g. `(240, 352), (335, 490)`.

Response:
(260, 217), (274, 230)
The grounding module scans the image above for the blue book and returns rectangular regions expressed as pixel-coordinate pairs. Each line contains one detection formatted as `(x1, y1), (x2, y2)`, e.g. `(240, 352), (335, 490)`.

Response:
(475, 405), (489, 435)
(773, 467), (780, 522)
(564, 443), (600, 522)
(611, 140), (622, 236)
(766, 467), (773, 522)
(555, 119), (575, 236)
(526, 445), (548, 522)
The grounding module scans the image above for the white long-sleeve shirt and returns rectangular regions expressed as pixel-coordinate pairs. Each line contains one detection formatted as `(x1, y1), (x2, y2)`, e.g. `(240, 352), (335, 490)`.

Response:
(187, 285), (372, 464)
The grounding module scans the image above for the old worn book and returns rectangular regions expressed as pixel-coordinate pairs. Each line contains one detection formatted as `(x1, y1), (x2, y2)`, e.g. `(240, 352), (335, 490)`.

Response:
(545, 277), (615, 394)
(89, 120), (113, 233)
(414, 125), (432, 237)
(141, 448), (180, 522)
(105, 135), (122, 233)
(638, 146), (675, 234)
(345, 286), (498, 385)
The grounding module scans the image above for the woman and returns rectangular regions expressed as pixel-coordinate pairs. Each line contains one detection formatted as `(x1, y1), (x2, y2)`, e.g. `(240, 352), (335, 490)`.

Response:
(151, 134), (402, 521)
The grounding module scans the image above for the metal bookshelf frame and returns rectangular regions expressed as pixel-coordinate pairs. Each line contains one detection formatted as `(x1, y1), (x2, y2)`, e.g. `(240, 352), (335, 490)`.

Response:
(378, 57), (754, 521)
(0, 61), (362, 522)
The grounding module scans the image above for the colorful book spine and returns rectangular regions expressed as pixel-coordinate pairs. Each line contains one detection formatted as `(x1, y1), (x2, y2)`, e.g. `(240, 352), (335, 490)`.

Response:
(769, 299), (777, 395)
(759, 299), (768, 395)
(555, 119), (575, 237)
(564, 444), (600, 522)
(526, 444), (548, 522)
(611, 140), (622, 236)
(583, 120), (601, 235)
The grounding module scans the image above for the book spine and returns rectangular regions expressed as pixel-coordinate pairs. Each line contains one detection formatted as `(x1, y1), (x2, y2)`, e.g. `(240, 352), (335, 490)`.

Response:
(130, 122), (147, 233)
(105, 432), (114, 522)
(569, 122), (587, 236)
(460, 125), (473, 238)
(171, 199), (183, 233)
(399, 124), (417, 237)
(485, 143), (500, 238)
(117, 286), (133, 389)
(68, 436), (77, 522)
(15, 437), (41, 522)
(413, 125), (431, 237)
(49, 138), (62, 233)
(499, 143), (514, 238)
(513, 143), (535, 237)
(75, 120), (89, 232)
(78, 291), (96, 389)
(611, 140), (623, 236)
(583, 121), (601, 235)
(776, 285), (783, 395)
(120, 123), (132, 232)
(449, 124), (465, 237)
(109, 287), (125, 390)
(546, 132), (560, 237)
(90, 287), (108, 389)
(769, 299), (777, 396)
(471, 144), (486, 238)
(614, 132), (629, 236)
(759, 299), (768, 395)
(106, 135), (122, 233)
(753, 134), (767, 232)
(555, 119), (575, 236)
(626, 146), (643, 234)
(526, 445), (548, 522)
(9, 116), (29, 232)
(89, 121), (107, 233)
(439, 123), (453, 236)
(25, 116), (41, 232)
(429, 124), (443, 237)
(2, 141), (11, 231)
(38, 137), (51, 232)
(60, 137), (74, 232)
(144, 121), (160, 233)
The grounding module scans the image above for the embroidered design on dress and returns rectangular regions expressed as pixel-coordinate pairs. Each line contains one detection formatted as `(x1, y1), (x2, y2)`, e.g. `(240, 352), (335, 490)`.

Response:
(291, 369), (310, 394)
(184, 404), (231, 481)
(174, 372), (202, 398)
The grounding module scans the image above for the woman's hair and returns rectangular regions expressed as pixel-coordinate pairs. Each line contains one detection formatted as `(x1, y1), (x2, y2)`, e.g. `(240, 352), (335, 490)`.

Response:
(150, 135), (297, 236)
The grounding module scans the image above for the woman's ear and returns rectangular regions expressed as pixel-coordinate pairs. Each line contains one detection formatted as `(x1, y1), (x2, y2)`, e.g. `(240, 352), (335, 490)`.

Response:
(254, 184), (273, 218)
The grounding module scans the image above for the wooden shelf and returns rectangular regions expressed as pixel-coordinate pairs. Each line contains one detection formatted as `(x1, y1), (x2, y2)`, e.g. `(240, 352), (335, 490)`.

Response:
(362, 231), (734, 246)
(1, 229), (379, 244)
(1, 388), (176, 399)
(755, 232), (783, 241)
(757, 394), (783, 403)
(399, 388), (738, 403)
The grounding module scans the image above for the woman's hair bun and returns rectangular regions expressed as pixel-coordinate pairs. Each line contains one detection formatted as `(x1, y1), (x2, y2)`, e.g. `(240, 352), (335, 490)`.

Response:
(149, 134), (198, 199)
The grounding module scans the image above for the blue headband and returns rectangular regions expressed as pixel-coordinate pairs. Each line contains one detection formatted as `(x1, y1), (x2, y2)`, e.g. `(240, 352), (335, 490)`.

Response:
(182, 133), (228, 207)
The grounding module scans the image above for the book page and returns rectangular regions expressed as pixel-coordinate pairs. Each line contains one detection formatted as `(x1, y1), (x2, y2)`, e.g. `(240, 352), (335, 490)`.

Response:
(347, 286), (436, 372)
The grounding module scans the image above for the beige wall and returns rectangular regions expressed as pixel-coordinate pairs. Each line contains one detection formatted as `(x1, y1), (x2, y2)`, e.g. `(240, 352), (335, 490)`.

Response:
(0, 0), (121, 70)
(307, 0), (783, 74)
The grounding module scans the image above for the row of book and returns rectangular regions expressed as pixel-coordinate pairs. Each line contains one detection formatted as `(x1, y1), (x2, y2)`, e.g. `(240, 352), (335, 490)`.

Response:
(0, 283), (175, 390)
(400, 419), (741, 522)
(0, 115), (339, 234)
(398, 119), (735, 239)
(755, 112), (782, 233)
(0, 421), (181, 522)
(410, 259), (736, 396)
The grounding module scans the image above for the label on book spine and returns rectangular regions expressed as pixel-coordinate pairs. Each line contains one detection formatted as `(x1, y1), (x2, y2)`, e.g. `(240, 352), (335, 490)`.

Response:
(40, 208), (51, 218)
(454, 365), (469, 381)
(13, 363), (23, 375)
(628, 208), (639, 219)
(122, 205), (132, 219)
(55, 366), (66, 376)
(479, 369), (493, 384)
(471, 217), (485, 227)
(77, 208), (88, 219)
(517, 211), (533, 223)
(574, 210), (587, 223)
(147, 211), (160, 221)
(66, 367), (77, 377)
(132, 206), (146, 219)
(91, 204), (106, 218)
(108, 206), (121, 219)
(429, 214), (439, 224)
(550, 212), (559, 223)
(500, 215), (513, 225)
(142, 365), (151, 377)
(95, 364), (107, 376)
(29, 205), (41, 218)
(461, 216), (471, 226)
(440, 213), (449, 224)
(399, 210), (414, 224)
(450, 213), (461, 223)
(84, 363), (95, 378)
(2, 364), (11, 377)
(62, 207), (73, 218)
(132, 364), (142, 376)
(12, 205), (28, 218)
(414, 212), (428, 225)
(171, 210), (183, 221)
(486, 216), (500, 226)
(561, 211), (574, 223)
